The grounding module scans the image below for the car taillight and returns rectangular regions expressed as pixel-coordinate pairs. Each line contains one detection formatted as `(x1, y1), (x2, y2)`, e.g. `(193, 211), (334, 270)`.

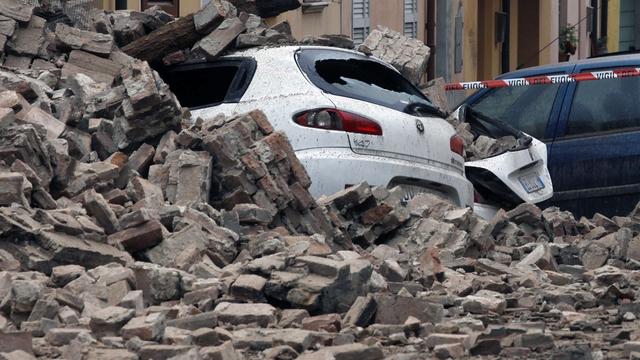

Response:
(450, 135), (464, 157)
(295, 109), (382, 136)
(474, 189), (488, 204)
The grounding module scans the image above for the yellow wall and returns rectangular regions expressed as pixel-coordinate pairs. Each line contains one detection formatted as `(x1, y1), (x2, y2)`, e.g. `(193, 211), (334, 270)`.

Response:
(508, 0), (518, 72)
(474, 0), (563, 79)
(538, 0), (559, 66)
(101, 0), (113, 10)
(607, 0), (620, 52)
(477, 0), (502, 80)
(462, 0), (478, 83)
(538, 0), (552, 64)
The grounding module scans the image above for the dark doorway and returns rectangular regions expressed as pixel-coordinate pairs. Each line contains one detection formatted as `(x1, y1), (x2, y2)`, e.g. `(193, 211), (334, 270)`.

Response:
(517, 0), (540, 68)
(426, 0), (436, 80)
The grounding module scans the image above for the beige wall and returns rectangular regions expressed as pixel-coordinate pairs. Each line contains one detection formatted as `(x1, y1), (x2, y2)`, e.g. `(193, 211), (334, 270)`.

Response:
(271, 1), (345, 39)
(371, 0), (404, 35)
(125, 0), (140, 11)
(181, 0), (201, 16)
(342, 0), (352, 37)
(276, 0), (426, 42)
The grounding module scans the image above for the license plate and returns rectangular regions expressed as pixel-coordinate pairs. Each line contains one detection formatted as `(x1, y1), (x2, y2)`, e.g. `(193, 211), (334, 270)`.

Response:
(518, 173), (545, 193)
(396, 184), (447, 203)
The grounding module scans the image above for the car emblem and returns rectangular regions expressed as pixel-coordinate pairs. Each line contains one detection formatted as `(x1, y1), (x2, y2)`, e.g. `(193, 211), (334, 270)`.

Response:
(415, 119), (424, 133)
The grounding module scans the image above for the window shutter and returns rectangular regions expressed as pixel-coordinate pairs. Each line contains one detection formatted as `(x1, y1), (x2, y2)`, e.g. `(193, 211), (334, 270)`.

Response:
(352, 0), (371, 44)
(403, 0), (418, 38)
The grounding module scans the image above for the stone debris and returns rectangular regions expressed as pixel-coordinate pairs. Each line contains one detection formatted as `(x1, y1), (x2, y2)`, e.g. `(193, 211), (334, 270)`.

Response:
(358, 26), (431, 85)
(420, 77), (450, 113)
(0, 1), (638, 360)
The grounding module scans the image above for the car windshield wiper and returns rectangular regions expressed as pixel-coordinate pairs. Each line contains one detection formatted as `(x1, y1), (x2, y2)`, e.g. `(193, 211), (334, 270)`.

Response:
(403, 101), (447, 118)
(467, 107), (533, 151)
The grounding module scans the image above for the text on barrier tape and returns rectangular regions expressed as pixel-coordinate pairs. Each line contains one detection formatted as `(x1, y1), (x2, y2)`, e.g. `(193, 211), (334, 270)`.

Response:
(444, 67), (640, 91)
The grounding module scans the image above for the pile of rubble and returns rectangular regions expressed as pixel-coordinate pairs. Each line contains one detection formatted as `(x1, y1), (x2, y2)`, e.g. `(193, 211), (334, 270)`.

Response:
(2, 1), (640, 360)
(434, 111), (522, 161)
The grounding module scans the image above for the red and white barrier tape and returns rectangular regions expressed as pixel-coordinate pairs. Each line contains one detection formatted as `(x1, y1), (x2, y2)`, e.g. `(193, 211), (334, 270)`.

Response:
(444, 67), (640, 91)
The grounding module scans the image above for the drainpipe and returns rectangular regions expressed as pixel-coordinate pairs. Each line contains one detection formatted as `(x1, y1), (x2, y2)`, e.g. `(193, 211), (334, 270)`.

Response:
(501, 0), (510, 73)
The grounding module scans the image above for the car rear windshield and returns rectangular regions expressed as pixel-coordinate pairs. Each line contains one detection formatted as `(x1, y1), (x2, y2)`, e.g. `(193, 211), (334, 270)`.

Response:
(296, 49), (435, 113)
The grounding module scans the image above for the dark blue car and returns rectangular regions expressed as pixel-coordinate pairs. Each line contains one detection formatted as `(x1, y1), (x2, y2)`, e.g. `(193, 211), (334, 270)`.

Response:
(462, 53), (640, 218)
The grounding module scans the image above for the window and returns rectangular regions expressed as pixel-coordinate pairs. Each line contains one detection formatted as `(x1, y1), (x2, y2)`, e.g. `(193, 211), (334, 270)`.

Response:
(296, 49), (434, 113)
(352, 0), (370, 44)
(159, 59), (256, 109)
(566, 72), (640, 137)
(403, 0), (418, 38)
(470, 80), (561, 139)
(619, 0), (636, 51)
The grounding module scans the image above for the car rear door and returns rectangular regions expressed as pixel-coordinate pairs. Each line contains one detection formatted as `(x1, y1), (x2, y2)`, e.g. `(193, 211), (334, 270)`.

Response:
(548, 58), (640, 217)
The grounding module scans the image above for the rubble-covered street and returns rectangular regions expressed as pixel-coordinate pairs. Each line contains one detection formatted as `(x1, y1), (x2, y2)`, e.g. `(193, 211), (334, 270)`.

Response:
(0, 1), (640, 359)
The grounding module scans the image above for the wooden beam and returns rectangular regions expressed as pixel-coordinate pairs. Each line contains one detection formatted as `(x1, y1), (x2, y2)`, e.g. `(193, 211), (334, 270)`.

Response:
(121, 14), (202, 62)
(228, 0), (301, 18)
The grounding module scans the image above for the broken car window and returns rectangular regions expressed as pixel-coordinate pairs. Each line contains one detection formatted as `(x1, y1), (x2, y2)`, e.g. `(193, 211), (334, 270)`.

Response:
(297, 49), (435, 114)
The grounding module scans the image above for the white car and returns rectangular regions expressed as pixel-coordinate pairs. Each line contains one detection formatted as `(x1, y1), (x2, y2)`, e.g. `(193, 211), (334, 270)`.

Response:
(453, 105), (554, 219)
(161, 46), (474, 208)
